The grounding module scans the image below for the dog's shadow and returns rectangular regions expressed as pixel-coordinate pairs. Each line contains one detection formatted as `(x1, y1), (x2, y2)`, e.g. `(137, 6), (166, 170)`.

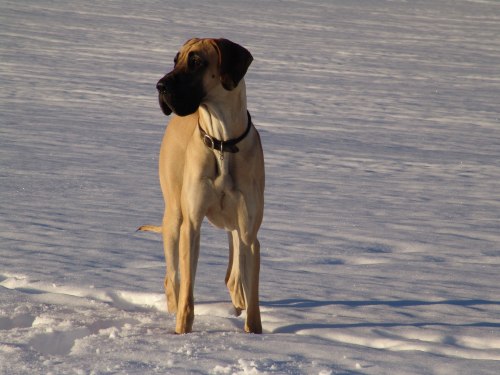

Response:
(261, 298), (500, 334)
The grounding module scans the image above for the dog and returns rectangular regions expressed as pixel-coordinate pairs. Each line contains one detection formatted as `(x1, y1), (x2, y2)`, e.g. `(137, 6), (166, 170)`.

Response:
(139, 38), (264, 334)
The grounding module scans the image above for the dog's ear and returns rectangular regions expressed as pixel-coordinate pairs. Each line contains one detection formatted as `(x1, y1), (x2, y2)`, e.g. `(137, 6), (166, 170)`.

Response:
(213, 39), (253, 91)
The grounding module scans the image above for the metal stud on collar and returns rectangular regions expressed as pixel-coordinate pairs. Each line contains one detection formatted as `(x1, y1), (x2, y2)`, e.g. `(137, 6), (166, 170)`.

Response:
(203, 134), (215, 150)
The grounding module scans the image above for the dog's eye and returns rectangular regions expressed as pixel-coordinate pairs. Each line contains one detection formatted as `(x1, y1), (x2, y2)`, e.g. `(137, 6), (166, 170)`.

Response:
(188, 53), (204, 71)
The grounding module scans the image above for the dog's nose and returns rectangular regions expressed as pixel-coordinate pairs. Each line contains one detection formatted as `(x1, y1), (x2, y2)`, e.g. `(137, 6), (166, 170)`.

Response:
(156, 81), (166, 93)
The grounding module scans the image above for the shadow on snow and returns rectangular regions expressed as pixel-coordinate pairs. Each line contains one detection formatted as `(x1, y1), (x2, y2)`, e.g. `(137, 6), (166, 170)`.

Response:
(262, 298), (500, 334)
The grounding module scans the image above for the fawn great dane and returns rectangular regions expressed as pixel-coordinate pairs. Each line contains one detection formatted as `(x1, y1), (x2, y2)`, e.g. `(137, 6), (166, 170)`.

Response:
(139, 38), (264, 334)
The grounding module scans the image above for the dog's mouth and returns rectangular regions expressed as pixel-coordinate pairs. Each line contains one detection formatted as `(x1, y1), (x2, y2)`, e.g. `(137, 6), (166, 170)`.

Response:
(158, 91), (204, 117)
(158, 93), (173, 116)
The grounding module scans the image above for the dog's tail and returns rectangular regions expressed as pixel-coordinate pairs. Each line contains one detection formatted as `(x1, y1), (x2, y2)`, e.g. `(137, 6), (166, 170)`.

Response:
(137, 224), (162, 233)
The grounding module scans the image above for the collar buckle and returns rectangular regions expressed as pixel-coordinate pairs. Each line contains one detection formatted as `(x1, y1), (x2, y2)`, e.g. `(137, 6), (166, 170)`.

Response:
(198, 111), (253, 156)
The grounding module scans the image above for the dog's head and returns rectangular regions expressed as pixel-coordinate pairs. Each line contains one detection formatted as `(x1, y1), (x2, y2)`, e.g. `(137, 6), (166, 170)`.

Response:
(156, 38), (253, 116)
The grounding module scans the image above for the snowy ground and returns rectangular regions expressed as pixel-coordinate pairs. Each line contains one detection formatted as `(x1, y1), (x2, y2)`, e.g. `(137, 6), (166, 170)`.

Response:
(1, 0), (500, 374)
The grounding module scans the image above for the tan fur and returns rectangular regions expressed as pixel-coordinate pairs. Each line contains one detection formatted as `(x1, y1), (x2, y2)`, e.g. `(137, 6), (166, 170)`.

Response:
(141, 39), (264, 334)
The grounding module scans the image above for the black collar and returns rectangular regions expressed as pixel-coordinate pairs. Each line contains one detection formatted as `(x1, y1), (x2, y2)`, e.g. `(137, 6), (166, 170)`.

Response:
(199, 111), (252, 154)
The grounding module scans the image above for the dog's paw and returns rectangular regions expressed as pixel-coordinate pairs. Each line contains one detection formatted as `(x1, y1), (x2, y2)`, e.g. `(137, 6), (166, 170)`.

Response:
(231, 305), (243, 317)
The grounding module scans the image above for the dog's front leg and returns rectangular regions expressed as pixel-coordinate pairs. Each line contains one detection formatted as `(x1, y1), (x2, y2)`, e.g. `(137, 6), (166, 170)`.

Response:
(175, 218), (201, 334)
(162, 209), (181, 314)
(175, 165), (210, 334)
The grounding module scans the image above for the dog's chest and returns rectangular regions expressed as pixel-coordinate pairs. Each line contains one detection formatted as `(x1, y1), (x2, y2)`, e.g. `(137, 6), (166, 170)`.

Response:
(206, 170), (239, 230)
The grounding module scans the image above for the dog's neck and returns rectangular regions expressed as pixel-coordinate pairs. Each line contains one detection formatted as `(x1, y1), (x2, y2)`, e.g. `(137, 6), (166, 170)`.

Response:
(199, 80), (248, 141)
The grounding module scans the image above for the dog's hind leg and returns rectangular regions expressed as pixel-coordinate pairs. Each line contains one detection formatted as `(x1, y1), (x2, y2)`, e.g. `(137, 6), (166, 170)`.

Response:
(226, 230), (246, 315)
(227, 229), (262, 333)
(241, 235), (262, 334)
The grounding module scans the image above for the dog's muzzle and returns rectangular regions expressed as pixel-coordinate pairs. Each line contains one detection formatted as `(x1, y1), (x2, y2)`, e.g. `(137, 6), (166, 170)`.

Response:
(156, 79), (173, 116)
(156, 70), (206, 117)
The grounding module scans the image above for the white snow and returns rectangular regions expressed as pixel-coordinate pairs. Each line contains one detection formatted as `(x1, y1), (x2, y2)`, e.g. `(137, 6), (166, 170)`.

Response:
(1, 0), (500, 374)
